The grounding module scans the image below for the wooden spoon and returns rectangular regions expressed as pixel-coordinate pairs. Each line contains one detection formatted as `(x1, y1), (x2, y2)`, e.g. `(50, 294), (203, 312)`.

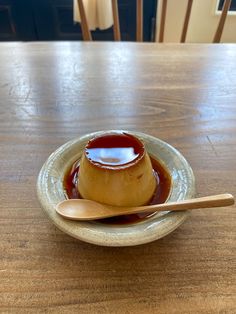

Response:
(56, 193), (234, 221)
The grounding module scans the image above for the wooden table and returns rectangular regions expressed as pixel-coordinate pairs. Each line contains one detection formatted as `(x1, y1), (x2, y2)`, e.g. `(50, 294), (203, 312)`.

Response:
(0, 42), (236, 313)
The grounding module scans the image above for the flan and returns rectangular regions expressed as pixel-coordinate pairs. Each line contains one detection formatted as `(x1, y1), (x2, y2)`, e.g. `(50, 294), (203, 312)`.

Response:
(77, 132), (157, 207)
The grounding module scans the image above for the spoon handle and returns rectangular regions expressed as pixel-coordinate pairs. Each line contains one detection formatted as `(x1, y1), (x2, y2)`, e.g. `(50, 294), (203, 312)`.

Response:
(133, 193), (234, 213)
(56, 193), (234, 221)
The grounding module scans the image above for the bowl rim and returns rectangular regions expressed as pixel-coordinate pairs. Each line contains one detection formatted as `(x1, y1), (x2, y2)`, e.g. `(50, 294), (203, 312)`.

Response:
(37, 130), (195, 246)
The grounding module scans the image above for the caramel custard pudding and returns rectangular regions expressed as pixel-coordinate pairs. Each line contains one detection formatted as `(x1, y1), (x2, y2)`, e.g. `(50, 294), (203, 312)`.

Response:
(77, 132), (156, 207)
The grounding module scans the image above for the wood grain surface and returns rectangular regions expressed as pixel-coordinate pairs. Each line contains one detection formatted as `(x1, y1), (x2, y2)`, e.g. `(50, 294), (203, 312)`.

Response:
(0, 42), (236, 313)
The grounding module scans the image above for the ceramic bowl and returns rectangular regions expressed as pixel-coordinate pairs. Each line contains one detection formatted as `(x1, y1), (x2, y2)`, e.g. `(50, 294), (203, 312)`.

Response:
(37, 130), (195, 246)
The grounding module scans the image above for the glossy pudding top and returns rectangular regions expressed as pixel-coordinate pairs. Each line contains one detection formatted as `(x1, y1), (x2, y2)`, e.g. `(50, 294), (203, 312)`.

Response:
(85, 132), (145, 169)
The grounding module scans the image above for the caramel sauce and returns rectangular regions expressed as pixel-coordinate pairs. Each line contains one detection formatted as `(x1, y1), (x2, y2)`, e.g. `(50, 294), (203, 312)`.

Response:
(64, 157), (172, 225)
(85, 132), (144, 168)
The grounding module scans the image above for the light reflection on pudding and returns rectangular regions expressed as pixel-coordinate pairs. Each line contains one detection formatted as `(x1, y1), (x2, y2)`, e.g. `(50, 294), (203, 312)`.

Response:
(77, 132), (157, 207)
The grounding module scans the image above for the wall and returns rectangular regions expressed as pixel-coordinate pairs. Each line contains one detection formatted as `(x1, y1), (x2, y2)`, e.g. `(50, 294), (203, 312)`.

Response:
(156, 0), (236, 43)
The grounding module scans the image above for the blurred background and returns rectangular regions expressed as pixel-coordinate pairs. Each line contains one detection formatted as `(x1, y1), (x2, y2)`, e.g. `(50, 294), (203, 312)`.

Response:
(0, 0), (235, 42)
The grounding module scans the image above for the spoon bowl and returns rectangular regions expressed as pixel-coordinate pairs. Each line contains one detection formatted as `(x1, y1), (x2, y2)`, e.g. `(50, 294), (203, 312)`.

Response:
(56, 193), (234, 221)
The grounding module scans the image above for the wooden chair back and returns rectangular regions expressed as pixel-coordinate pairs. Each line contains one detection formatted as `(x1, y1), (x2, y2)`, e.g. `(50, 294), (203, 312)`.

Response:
(78, 0), (232, 43)
(158, 0), (232, 43)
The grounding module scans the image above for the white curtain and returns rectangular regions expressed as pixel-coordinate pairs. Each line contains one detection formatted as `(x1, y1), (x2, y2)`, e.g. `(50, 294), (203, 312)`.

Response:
(73, 0), (114, 30)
